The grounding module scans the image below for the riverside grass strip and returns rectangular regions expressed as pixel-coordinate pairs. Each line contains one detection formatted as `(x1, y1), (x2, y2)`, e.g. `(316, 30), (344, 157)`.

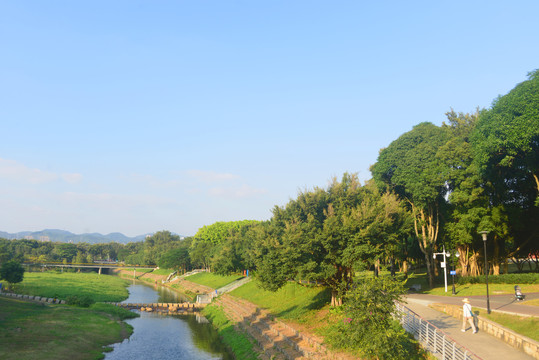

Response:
(202, 302), (260, 360)
(0, 297), (135, 360)
(13, 272), (130, 302)
(185, 272), (244, 290)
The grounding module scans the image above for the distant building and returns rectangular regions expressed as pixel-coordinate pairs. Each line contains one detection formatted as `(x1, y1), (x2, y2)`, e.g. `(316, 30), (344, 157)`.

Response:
(39, 236), (50, 242)
(24, 235), (34, 240)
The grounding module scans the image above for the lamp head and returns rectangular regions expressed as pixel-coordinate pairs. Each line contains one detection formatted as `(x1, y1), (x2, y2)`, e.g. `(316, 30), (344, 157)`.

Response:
(479, 230), (489, 242)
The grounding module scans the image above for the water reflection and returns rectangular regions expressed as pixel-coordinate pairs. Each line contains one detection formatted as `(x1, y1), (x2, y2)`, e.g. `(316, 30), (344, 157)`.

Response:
(121, 280), (189, 304)
(105, 282), (233, 360)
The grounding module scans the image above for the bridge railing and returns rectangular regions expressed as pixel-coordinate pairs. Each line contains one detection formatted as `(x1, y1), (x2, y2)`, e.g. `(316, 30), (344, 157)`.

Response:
(395, 302), (482, 360)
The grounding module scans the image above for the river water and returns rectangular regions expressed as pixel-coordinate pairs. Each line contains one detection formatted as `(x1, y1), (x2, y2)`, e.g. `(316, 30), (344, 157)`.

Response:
(104, 280), (233, 360)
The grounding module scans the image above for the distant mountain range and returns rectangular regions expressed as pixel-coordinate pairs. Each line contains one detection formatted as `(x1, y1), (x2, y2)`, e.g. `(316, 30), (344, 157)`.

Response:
(0, 229), (152, 244)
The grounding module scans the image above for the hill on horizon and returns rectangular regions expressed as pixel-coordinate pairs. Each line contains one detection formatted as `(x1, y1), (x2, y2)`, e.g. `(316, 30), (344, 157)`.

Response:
(0, 229), (157, 244)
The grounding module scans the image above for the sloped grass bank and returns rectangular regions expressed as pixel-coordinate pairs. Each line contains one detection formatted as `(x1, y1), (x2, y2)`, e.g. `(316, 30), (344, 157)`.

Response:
(230, 280), (331, 322)
(202, 303), (259, 360)
(186, 272), (244, 290)
(14, 272), (130, 302)
(0, 297), (136, 360)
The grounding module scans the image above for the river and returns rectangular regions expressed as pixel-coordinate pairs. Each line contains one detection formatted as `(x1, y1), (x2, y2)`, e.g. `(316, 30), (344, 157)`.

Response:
(104, 280), (233, 360)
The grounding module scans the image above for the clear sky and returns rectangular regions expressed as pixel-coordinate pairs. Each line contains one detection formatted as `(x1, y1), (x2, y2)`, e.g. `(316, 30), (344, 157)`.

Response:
(1, 1), (538, 237)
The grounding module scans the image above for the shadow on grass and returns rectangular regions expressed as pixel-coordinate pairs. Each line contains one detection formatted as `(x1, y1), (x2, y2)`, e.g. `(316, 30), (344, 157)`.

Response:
(274, 287), (332, 319)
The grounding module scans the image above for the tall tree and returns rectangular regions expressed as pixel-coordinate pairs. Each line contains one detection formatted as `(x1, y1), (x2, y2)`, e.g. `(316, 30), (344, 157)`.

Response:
(472, 70), (539, 263)
(256, 174), (411, 306)
(371, 122), (450, 288)
(472, 69), (539, 207)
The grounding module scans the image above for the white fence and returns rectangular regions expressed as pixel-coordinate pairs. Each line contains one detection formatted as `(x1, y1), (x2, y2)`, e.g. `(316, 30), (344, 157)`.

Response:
(395, 302), (482, 360)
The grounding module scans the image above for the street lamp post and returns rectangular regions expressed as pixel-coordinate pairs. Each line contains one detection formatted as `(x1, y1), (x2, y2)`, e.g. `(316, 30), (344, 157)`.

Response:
(451, 251), (459, 295)
(479, 231), (491, 314)
(433, 246), (451, 293)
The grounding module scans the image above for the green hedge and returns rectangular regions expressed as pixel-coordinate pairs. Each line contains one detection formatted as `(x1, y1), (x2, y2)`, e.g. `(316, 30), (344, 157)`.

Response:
(457, 273), (539, 285)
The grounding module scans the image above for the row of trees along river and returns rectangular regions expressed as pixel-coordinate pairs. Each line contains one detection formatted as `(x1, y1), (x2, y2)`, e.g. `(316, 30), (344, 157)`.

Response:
(1, 70), (538, 307)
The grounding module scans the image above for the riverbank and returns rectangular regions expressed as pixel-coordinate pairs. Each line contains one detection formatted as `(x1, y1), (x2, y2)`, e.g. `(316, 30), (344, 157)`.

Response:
(0, 296), (135, 360)
(0, 271), (137, 360)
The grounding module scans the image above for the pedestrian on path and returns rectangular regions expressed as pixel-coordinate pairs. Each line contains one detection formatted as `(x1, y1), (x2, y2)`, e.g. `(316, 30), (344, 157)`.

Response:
(461, 298), (477, 333)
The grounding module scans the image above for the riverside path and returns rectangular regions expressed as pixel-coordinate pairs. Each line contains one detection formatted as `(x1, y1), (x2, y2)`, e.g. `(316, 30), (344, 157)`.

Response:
(404, 292), (539, 359)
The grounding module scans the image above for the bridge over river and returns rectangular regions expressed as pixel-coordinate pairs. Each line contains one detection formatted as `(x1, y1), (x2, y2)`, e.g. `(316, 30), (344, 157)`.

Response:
(24, 262), (155, 275)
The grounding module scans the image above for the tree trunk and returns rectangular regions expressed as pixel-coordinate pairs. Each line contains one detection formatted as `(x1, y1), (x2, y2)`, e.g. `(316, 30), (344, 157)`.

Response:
(458, 246), (469, 277)
(469, 251), (480, 276)
(402, 260), (409, 276)
(411, 204), (439, 288)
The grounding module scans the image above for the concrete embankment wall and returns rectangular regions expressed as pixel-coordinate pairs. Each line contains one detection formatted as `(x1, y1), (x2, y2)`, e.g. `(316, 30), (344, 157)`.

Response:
(430, 303), (539, 360)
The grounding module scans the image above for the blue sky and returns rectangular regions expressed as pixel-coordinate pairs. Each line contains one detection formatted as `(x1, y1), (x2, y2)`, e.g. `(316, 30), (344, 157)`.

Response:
(1, 1), (538, 237)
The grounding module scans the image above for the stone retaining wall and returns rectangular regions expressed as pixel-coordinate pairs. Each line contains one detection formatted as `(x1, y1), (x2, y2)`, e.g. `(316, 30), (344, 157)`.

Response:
(430, 303), (539, 360)
(0, 291), (66, 304)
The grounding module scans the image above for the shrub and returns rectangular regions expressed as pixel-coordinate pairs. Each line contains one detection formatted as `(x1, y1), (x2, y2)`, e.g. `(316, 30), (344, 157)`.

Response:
(326, 276), (423, 359)
(457, 273), (539, 285)
(66, 295), (95, 307)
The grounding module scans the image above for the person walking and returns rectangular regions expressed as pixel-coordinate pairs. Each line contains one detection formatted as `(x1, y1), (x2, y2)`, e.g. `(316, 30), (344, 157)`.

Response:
(461, 298), (477, 333)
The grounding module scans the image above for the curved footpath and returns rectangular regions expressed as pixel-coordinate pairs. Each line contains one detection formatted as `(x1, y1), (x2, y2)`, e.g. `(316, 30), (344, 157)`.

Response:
(405, 292), (539, 360)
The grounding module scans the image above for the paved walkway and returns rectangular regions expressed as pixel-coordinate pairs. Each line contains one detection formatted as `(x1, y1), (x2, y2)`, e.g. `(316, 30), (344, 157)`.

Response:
(404, 292), (538, 360)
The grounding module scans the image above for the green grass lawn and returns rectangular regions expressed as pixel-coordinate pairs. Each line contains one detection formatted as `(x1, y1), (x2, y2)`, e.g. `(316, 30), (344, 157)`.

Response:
(151, 268), (175, 275)
(230, 280), (331, 321)
(185, 272), (244, 289)
(0, 297), (136, 360)
(14, 272), (130, 302)
(473, 307), (539, 342)
(403, 270), (539, 296)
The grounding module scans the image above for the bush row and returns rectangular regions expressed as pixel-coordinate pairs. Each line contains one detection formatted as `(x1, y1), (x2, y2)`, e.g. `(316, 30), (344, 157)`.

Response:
(457, 273), (539, 285)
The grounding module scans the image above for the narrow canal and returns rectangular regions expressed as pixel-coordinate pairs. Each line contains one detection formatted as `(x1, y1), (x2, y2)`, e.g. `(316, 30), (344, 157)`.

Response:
(105, 280), (233, 360)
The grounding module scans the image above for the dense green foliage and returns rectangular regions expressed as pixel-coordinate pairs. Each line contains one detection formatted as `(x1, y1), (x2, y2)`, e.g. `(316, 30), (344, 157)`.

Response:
(370, 71), (539, 281)
(190, 220), (260, 273)
(326, 276), (422, 360)
(254, 175), (412, 305)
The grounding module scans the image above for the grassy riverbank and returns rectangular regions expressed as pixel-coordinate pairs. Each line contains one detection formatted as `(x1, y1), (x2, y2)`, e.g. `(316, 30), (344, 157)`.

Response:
(0, 297), (136, 360)
(0, 271), (136, 360)
(185, 272), (244, 289)
(14, 272), (130, 302)
(202, 304), (259, 360)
